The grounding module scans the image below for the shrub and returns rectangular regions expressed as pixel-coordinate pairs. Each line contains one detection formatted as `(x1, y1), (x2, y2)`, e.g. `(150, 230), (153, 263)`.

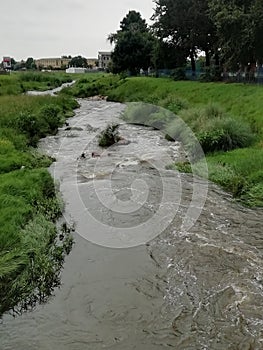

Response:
(199, 67), (222, 82)
(159, 94), (190, 114)
(170, 104), (255, 154)
(38, 104), (62, 132)
(198, 118), (254, 153)
(0, 129), (28, 150)
(175, 161), (192, 173)
(98, 124), (120, 147)
(241, 183), (263, 207)
(15, 112), (41, 146)
(171, 68), (187, 81)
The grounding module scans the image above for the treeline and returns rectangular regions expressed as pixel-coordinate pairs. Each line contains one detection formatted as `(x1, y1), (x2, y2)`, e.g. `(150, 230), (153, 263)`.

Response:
(109, 0), (263, 78)
(1, 56), (94, 71)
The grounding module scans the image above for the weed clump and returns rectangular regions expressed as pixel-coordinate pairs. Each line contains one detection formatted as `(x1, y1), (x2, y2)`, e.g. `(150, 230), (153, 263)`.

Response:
(166, 104), (255, 154)
(98, 124), (120, 147)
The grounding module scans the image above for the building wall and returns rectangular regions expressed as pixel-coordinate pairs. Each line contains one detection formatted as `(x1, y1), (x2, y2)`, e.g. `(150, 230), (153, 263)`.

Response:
(66, 67), (86, 74)
(2, 57), (11, 69)
(86, 58), (98, 69)
(35, 58), (71, 69)
(98, 52), (112, 69)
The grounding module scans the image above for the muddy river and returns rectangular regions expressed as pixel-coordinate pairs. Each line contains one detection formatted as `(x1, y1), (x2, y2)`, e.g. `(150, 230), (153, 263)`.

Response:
(0, 99), (262, 349)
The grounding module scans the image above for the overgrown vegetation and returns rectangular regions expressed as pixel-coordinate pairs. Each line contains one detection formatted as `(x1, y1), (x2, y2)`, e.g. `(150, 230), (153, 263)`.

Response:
(98, 124), (120, 147)
(165, 104), (255, 155)
(66, 75), (263, 206)
(0, 73), (78, 316)
(61, 73), (124, 98)
(108, 2), (263, 78)
(0, 72), (73, 96)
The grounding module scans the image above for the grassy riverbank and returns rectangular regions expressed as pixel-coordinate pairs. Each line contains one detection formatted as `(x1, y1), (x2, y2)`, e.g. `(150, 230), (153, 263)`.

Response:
(0, 73), (78, 315)
(64, 75), (263, 207)
(0, 72), (73, 95)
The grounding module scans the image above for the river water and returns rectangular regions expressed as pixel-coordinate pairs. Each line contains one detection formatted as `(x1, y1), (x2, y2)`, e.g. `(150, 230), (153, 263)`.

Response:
(0, 99), (262, 349)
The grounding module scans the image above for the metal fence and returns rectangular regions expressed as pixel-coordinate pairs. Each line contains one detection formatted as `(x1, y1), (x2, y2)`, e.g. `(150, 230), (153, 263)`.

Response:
(146, 68), (263, 84)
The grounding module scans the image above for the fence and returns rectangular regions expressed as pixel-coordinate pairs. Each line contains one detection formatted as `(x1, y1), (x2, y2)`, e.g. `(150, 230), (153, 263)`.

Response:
(146, 68), (263, 84)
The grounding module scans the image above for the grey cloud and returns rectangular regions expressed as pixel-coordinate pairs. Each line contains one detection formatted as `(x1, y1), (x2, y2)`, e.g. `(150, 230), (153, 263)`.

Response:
(0, 0), (154, 60)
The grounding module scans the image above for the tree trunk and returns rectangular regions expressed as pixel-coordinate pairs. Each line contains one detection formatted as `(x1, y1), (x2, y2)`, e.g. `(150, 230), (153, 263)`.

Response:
(215, 51), (220, 67)
(190, 50), (196, 76)
(205, 50), (210, 67)
(214, 50), (222, 81)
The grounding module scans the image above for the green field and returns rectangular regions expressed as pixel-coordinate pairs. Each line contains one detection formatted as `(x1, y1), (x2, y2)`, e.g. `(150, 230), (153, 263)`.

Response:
(0, 73), (78, 315)
(64, 75), (263, 206)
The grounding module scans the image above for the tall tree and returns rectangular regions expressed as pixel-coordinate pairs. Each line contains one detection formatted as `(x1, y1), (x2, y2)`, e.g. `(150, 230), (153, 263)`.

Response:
(25, 57), (34, 70)
(108, 11), (155, 75)
(152, 0), (218, 72)
(209, 0), (263, 70)
(152, 39), (187, 70)
(69, 56), (87, 68)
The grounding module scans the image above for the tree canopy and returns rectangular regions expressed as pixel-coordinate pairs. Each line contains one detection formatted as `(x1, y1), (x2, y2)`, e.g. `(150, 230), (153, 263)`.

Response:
(69, 56), (87, 68)
(107, 2), (263, 76)
(152, 0), (263, 73)
(152, 0), (217, 72)
(108, 10), (155, 75)
(209, 0), (263, 69)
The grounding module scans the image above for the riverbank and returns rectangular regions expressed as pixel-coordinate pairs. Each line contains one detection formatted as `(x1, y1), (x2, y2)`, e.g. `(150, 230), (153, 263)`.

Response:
(63, 75), (263, 207)
(0, 73), (78, 315)
(1, 98), (263, 350)
(0, 71), (75, 95)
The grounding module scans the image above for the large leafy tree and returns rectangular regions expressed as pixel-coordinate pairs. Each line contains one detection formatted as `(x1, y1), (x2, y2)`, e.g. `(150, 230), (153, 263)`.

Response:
(209, 0), (263, 70)
(69, 56), (87, 68)
(152, 0), (218, 72)
(152, 40), (187, 70)
(25, 57), (35, 70)
(108, 10), (155, 75)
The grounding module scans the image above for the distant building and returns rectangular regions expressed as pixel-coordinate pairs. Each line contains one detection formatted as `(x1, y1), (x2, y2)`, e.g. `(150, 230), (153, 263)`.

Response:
(98, 52), (112, 70)
(86, 58), (98, 69)
(35, 57), (71, 70)
(66, 67), (86, 74)
(2, 57), (11, 70)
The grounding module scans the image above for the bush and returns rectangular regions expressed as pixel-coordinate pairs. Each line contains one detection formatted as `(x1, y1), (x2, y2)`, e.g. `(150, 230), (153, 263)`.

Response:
(199, 67), (222, 82)
(38, 104), (62, 132)
(171, 68), (187, 81)
(168, 104), (255, 154)
(198, 117), (254, 153)
(98, 124), (120, 147)
(0, 128), (28, 150)
(159, 94), (190, 114)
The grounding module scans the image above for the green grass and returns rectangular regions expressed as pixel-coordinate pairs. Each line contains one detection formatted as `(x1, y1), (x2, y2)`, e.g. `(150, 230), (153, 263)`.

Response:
(179, 147), (263, 207)
(0, 94), (78, 147)
(0, 73), (78, 315)
(61, 73), (125, 98)
(107, 77), (263, 134)
(206, 148), (263, 206)
(0, 72), (73, 96)
(67, 75), (263, 135)
(66, 75), (263, 206)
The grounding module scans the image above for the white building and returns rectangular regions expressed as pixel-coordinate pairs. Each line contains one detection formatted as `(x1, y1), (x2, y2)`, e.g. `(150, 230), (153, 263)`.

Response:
(2, 56), (11, 70)
(66, 67), (86, 74)
(98, 51), (112, 70)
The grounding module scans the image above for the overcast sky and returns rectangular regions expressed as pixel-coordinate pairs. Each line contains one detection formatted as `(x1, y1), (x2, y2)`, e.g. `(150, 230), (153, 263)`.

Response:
(1, 0), (155, 61)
